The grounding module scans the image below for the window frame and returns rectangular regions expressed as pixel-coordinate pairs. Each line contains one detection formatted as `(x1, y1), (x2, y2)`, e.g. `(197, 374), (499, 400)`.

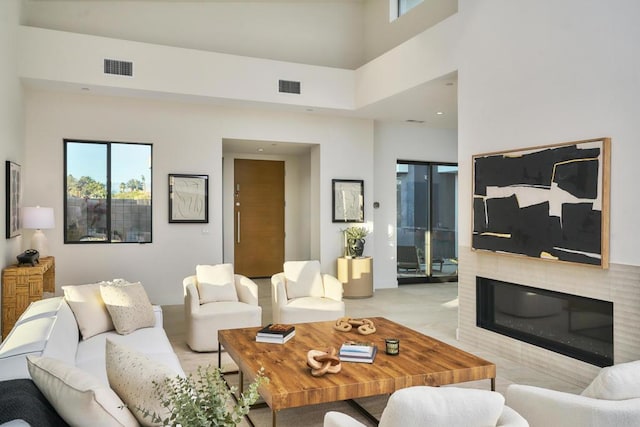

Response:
(63, 139), (153, 244)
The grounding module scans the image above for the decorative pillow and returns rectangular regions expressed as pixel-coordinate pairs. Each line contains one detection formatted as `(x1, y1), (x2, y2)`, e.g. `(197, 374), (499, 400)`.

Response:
(379, 386), (504, 427)
(26, 355), (138, 427)
(100, 282), (155, 335)
(284, 260), (324, 299)
(62, 283), (114, 340)
(195, 264), (238, 303)
(581, 360), (640, 400)
(105, 339), (176, 426)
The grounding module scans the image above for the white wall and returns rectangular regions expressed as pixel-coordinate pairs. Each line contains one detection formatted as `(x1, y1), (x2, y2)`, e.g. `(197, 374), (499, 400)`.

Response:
(0, 0), (25, 267)
(19, 26), (355, 112)
(23, 89), (373, 305)
(373, 121), (457, 288)
(457, 0), (640, 385)
(458, 0), (640, 266)
(22, 0), (365, 69)
(363, 0), (457, 63)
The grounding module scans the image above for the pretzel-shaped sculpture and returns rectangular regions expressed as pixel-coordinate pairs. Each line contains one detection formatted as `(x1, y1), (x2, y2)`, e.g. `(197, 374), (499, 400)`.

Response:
(306, 347), (342, 377)
(333, 317), (377, 335)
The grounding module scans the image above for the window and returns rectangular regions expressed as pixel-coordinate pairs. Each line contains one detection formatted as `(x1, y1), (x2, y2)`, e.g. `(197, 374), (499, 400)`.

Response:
(64, 140), (152, 243)
(397, 0), (423, 18)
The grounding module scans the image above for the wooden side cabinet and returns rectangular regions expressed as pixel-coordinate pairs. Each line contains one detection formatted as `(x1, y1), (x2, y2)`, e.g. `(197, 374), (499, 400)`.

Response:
(2, 256), (55, 340)
(337, 256), (373, 299)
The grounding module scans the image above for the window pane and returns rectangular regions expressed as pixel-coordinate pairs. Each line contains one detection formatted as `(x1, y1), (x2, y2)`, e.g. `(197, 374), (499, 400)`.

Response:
(65, 142), (108, 242)
(399, 0), (423, 16)
(111, 144), (152, 243)
(65, 140), (152, 244)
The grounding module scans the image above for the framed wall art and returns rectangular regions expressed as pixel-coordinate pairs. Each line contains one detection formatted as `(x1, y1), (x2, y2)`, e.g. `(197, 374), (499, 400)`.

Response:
(169, 174), (209, 223)
(472, 138), (610, 268)
(5, 161), (22, 239)
(332, 179), (364, 223)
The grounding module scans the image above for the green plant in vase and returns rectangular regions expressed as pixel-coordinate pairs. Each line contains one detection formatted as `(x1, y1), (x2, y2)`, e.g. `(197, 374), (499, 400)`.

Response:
(140, 365), (268, 427)
(343, 226), (369, 258)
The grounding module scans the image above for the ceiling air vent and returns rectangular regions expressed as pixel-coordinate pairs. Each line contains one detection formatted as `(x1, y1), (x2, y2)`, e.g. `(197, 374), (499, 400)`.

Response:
(104, 59), (133, 77)
(278, 79), (301, 94)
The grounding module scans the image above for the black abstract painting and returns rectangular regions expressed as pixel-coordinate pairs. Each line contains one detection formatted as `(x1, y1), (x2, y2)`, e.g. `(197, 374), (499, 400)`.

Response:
(472, 138), (610, 268)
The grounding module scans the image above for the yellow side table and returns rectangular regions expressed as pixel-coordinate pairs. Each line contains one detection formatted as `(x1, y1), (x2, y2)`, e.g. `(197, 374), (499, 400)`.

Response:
(337, 256), (373, 298)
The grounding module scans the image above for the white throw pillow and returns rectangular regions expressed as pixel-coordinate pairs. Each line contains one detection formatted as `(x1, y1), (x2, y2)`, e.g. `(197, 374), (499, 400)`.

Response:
(195, 264), (238, 303)
(581, 360), (640, 400)
(379, 386), (504, 427)
(284, 260), (325, 299)
(100, 282), (155, 335)
(27, 355), (138, 427)
(106, 339), (176, 426)
(62, 283), (115, 340)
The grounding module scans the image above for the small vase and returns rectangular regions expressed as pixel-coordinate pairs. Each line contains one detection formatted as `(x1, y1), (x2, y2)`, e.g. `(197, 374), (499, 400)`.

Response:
(351, 239), (365, 257)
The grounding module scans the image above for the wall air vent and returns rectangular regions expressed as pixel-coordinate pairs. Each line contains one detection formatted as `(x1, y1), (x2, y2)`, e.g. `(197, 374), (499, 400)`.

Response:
(278, 79), (301, 94)
(104, 59), (133, 77)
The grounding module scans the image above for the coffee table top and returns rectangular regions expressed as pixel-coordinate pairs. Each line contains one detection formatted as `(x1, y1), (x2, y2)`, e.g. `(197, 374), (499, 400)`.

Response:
(218, 317), (495, 411)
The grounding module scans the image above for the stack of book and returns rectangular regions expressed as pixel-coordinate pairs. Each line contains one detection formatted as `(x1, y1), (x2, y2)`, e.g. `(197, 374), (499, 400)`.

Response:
(339, 341), (378, 363)
(255, 323), (296, 344)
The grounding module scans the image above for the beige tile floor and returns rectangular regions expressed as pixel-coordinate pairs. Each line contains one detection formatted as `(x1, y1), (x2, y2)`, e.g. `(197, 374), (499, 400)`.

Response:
(163, 280), (583, 426)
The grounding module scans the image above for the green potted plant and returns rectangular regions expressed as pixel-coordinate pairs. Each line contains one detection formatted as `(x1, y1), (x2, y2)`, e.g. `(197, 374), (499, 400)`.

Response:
(140, 365), (268, 427)
(343, 226), (369, 258)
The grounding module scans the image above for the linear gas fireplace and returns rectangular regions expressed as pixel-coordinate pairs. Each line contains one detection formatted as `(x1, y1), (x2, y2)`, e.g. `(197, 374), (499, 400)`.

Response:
(477, 277), (613, 367)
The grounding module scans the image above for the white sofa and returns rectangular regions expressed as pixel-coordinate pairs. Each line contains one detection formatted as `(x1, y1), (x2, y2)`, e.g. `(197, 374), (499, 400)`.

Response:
(506, 360), (640, 427)
(0, 295), (184, 425)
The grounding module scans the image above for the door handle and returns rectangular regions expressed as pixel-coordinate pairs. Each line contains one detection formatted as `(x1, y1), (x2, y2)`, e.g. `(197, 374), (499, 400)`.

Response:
(237, 211), (241, 244)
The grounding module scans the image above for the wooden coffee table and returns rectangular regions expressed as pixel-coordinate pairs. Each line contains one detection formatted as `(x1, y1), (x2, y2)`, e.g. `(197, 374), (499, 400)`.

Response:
(218, 317), (495, 426)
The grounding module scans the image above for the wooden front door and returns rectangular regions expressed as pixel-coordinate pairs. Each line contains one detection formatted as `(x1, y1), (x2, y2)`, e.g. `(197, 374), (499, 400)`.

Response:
(234, 159), (285, 277)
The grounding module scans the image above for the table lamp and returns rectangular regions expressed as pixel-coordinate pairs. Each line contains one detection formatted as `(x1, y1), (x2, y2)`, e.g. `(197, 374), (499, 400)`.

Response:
(22, 206), (55, 257)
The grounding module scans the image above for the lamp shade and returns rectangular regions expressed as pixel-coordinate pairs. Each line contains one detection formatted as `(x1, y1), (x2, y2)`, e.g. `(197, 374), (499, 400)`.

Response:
(22, 206), (55, 230)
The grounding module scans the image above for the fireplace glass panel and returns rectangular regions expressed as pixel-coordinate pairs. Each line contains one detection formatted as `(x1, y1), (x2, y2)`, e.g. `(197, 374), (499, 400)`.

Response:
(477, 277), (613, 367)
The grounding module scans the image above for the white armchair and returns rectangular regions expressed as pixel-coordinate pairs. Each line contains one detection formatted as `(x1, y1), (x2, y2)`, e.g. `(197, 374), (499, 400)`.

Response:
(183, 264), (262, 352)
(271, 260), (345, 324)
(506, 360), (640, 427)
(324, 386), (528, 427)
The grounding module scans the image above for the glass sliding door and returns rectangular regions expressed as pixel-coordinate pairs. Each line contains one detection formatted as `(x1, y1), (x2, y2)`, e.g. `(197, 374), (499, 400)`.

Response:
(396, 161), (458, 283)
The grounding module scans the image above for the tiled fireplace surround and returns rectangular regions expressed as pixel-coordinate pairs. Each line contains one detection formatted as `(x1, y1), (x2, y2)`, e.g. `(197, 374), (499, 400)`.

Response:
(458, 246), (640, 387)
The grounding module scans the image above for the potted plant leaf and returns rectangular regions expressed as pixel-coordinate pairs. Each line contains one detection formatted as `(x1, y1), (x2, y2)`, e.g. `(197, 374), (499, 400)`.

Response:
(140, 365), (268, 427)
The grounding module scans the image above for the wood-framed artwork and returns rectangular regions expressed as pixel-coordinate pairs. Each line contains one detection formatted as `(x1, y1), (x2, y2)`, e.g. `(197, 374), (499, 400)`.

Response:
(332, 179), (364, 223)
(168, 174), (209, 223)
(472, 137), (610, 268)
(5, 161), (21, 239)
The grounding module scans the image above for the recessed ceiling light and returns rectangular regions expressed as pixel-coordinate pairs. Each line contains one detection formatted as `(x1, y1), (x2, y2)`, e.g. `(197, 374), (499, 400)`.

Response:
(306, 108), (314, 112)
(445, 82), (454, 86)
(257, 148), (264, 152)
(406, 119), (425, 123)
(436, 111), (444, 115)
(81, 87), (90, 91)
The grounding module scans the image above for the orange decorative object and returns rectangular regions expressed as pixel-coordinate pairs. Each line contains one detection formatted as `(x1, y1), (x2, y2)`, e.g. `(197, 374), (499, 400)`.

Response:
(306, 347), (342, 377)
(333, 317), (377, 335)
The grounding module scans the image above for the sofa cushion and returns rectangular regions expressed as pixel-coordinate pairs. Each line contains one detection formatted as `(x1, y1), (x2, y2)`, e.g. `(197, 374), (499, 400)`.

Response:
(62, 283), (114, 340)
(379, 386), (505, 427)
(106, 339), (177, 426)
(27, 355), (138, 427)
(284, 260), (324, 299)
(581, 360), (640, 400)
(0, 378), (68, 427)
(76, 327), (184, 385)
(100, 282), (155, 335)
(195, 264), (238, 303)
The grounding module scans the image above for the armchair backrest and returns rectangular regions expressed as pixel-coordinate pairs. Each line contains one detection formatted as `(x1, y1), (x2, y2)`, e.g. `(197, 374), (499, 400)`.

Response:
(379, 386), (507, 427)
(581, 360), (640, 400)
(283, 260), (324, 299)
